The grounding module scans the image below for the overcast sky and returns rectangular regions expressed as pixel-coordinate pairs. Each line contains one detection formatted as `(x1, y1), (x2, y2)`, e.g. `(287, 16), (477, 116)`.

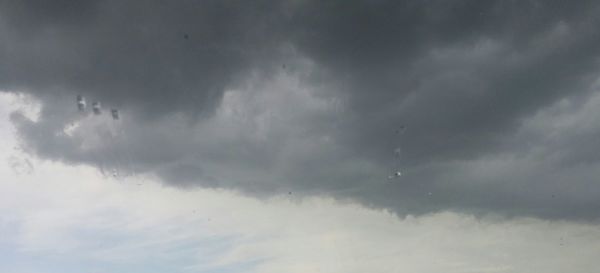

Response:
(1, 1), (600, 271)
(1, 93), (600, 273)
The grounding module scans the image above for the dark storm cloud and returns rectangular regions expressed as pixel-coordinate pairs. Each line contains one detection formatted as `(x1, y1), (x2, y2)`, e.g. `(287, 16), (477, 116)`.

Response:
(4, 0), (600, 220)
(0, 0), (288, 118)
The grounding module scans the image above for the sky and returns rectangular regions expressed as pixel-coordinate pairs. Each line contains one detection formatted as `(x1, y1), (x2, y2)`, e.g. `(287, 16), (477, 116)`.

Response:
(1, 1), (600, 272)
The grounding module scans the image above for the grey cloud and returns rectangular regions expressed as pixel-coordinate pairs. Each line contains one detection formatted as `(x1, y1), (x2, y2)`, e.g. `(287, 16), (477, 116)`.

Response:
(4, 0), (600, 220)
(0, 0), (288, 118)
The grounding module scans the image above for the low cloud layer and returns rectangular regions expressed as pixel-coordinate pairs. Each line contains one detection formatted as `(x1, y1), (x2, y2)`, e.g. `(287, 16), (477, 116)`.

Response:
(1, 146), (599, 273)
(3, 1), (600, 220)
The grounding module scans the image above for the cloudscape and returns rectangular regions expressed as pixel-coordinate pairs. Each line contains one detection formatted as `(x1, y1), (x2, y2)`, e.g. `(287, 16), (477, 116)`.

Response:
(1, 1), (600, 272)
